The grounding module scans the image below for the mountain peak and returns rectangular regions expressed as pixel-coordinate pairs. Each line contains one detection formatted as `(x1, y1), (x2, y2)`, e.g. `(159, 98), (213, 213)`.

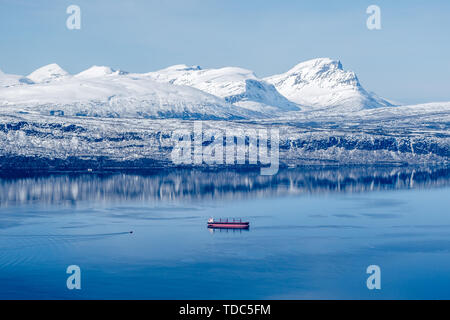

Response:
(27, 63), (69, 83)
(163, 64), (202, 72)
(75, 65), (128, 78)
(287, 58), (344, 74)
(265, 58), (393, 110)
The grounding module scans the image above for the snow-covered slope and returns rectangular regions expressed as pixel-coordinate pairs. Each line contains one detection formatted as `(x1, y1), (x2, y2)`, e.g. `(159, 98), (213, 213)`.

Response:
(0, 69), (33, 87)
(75, 65), (128, 79)
(145, 64), (300, 113)
(0, 65), (260, 120)
(0, 102), (448, 168)
(265, 58), (395, 111)
(26, 63), (69, 83)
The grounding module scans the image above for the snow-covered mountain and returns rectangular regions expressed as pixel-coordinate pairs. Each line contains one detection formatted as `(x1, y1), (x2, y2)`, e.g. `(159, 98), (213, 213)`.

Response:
(265, 58), (395, 111)
(0, 64), (261, 120)
(145, 64), (300, 113)
(0, 59), (448, 169)
(0, 58), (444, 123)
(26, 63), (69, 83)
(0, 59), (397, 119)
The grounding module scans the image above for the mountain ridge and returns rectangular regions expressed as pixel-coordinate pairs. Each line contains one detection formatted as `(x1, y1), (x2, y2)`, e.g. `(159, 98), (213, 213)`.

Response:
(0, 58), (443, 120)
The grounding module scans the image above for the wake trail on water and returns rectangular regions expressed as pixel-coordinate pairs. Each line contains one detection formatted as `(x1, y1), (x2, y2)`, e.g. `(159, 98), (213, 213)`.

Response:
(0, 231), (133, 269)
(0, 231), (133, 238)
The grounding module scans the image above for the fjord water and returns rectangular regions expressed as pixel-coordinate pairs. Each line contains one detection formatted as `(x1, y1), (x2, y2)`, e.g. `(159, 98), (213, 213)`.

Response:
(0, 167), (450, 299)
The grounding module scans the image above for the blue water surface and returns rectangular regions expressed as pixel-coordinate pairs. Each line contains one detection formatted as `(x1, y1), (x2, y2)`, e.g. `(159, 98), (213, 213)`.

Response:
(0, 167), (449, 299)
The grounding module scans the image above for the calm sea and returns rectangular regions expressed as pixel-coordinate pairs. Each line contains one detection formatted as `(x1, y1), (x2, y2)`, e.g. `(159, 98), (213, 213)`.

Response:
(0, 166), (449, 299)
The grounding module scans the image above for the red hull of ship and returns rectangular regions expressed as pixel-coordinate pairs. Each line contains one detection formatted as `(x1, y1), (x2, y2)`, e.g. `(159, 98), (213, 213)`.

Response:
(208, 222), (249, 229)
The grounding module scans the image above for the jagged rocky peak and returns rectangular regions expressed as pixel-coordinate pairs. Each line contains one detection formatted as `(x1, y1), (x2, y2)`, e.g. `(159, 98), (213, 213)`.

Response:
(269, 58), (360, 89)
(265, 58), (394, 110)
(289, 57), (343, 72)
(26, 63), (69, 83)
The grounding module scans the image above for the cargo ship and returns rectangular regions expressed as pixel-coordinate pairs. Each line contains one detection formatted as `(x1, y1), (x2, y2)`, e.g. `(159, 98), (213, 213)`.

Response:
(207, 218), (250, 229)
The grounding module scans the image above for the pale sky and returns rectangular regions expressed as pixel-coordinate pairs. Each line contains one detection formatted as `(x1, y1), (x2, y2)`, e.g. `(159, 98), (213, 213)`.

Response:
(0, 0), (449, 104)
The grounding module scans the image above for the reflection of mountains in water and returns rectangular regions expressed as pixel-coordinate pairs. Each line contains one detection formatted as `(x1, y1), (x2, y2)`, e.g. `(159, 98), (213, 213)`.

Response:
(0, 166), (449, 206)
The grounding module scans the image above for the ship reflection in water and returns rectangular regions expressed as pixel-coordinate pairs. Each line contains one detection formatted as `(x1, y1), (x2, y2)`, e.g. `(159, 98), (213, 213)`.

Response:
(208, 227), (250, 234)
